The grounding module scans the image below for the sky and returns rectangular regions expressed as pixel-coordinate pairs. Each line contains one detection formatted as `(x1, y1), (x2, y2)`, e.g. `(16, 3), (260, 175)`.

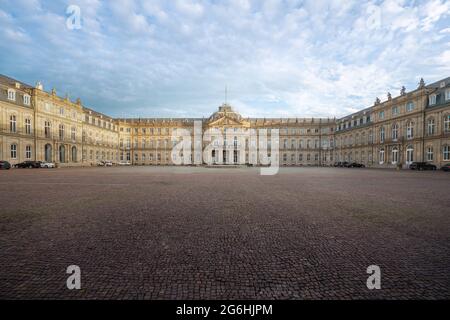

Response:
(0, 0), (449, 119)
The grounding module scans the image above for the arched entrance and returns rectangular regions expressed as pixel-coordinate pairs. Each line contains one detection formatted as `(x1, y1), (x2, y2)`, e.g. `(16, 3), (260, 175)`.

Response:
(72, 146), (77, 162)
(59, 145), (66, 163)
(45, 144), (52, 162)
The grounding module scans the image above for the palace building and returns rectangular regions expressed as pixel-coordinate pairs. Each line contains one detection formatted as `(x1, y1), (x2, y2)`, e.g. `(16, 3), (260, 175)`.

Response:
(1, 74), (449, 168)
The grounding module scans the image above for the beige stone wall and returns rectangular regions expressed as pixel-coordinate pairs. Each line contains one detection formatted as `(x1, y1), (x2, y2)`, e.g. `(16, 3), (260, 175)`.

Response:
(1, 76), (449, 169)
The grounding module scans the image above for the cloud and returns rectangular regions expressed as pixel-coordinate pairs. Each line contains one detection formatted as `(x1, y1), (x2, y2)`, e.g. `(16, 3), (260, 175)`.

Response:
(0, 0), (449, 119)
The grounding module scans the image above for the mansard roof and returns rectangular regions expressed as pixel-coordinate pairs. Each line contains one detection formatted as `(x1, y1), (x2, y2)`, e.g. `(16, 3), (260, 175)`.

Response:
(0, 74), (33, 90)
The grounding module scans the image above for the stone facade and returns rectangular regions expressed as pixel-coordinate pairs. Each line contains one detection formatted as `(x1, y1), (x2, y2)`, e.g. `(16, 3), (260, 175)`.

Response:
(1, 74), (449, 168)
(335, 77), (450, 168)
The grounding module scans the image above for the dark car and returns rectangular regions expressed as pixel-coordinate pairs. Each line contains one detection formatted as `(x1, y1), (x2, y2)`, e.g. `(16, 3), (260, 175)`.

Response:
(0, 161), (11, 170)
(441, 163), (450, 172)
(349, 162), (365, 168)
(342, 162), (351, 168)
(15, 161), (41, 169)
(409, 162), (437, 171)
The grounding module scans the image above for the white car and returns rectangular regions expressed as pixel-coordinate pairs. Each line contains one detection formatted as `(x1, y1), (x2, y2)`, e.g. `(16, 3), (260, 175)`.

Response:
(118, 161), (131, 166)
(104, 161), (113, 167)
(40, 162), (56, 168)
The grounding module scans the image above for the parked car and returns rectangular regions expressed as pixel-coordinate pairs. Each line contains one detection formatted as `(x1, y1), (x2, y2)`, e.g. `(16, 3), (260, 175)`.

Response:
(118, 161), (131, 166)
(40, 162), (56, 168)
(348, 162), (366, 168)
(0, 161), (11, 170)
(15, 161), (42, 168)
(440, 163), (450, 172)
(333, 162), (340, 167)
(97, 160), (114, 167)
(104, 160), (113, 167)
(409, 162), (437, 171)
(342, 162), (351, 168)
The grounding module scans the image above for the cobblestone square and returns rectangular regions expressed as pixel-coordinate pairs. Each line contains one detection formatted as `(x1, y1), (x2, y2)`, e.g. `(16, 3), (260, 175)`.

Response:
(0, 167), (449, 299)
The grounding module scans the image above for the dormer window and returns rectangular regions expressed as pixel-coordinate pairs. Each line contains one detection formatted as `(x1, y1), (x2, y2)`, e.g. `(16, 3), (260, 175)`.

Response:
(429, 94), (437, 106)
(440, 82), (446, 88)
(23, 94), (31, 105)
(7, 89), (16, 101)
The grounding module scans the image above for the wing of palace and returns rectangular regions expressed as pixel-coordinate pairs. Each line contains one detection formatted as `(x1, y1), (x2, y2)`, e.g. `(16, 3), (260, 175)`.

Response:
(1, 74), (449, 168)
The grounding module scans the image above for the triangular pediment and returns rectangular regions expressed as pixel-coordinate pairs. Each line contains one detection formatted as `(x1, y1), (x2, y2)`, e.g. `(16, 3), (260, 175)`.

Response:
(206, 104), (250, 127)
(208, 115), (245, 127)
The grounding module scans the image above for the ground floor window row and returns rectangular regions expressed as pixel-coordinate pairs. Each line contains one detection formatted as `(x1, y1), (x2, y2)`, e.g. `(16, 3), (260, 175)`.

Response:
(2, 143), (450, 165)
(4, 143), (33, 160)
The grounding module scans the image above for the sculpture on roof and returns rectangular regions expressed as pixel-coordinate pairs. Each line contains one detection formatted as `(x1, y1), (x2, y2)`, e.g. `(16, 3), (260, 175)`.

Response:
(418, 78), (425, 89)
(400, 86), (406, 96)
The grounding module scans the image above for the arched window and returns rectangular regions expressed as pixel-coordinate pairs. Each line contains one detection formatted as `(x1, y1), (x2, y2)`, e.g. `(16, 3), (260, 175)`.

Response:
(9, 115), (16, 133)
(71, 146), (77, 162)
(406, 122), (414, 139)
(59, 145), (66, 163)
(392, 147), (399, 164)
(406, 145), (414, 164)
(444, 145), (450, 161)
(427, 118), (435, 135)
(45, 144), (52, 162)
(392, 124), (399, 141)
(379, 148), (385, 164)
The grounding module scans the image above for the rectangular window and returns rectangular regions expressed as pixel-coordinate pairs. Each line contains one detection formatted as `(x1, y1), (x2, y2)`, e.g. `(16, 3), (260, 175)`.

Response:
(10, 115), (16, 133)
(23, 94), (30, 105)
(7, 89), (16, 101)
(406, 101), (415, 111)
(428, 95), (436, 106)
(26, 145), (32, 159)
(379, 111), (385, 120)
(45, 122), (51, 138)
(444, 146), (450, 161)
(427, 147), (433, 161)
(392, 106), (399, 116)
(25, 119), (31, 134)
(446, 89), (450, 101)
(10, 144), (17, 159)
